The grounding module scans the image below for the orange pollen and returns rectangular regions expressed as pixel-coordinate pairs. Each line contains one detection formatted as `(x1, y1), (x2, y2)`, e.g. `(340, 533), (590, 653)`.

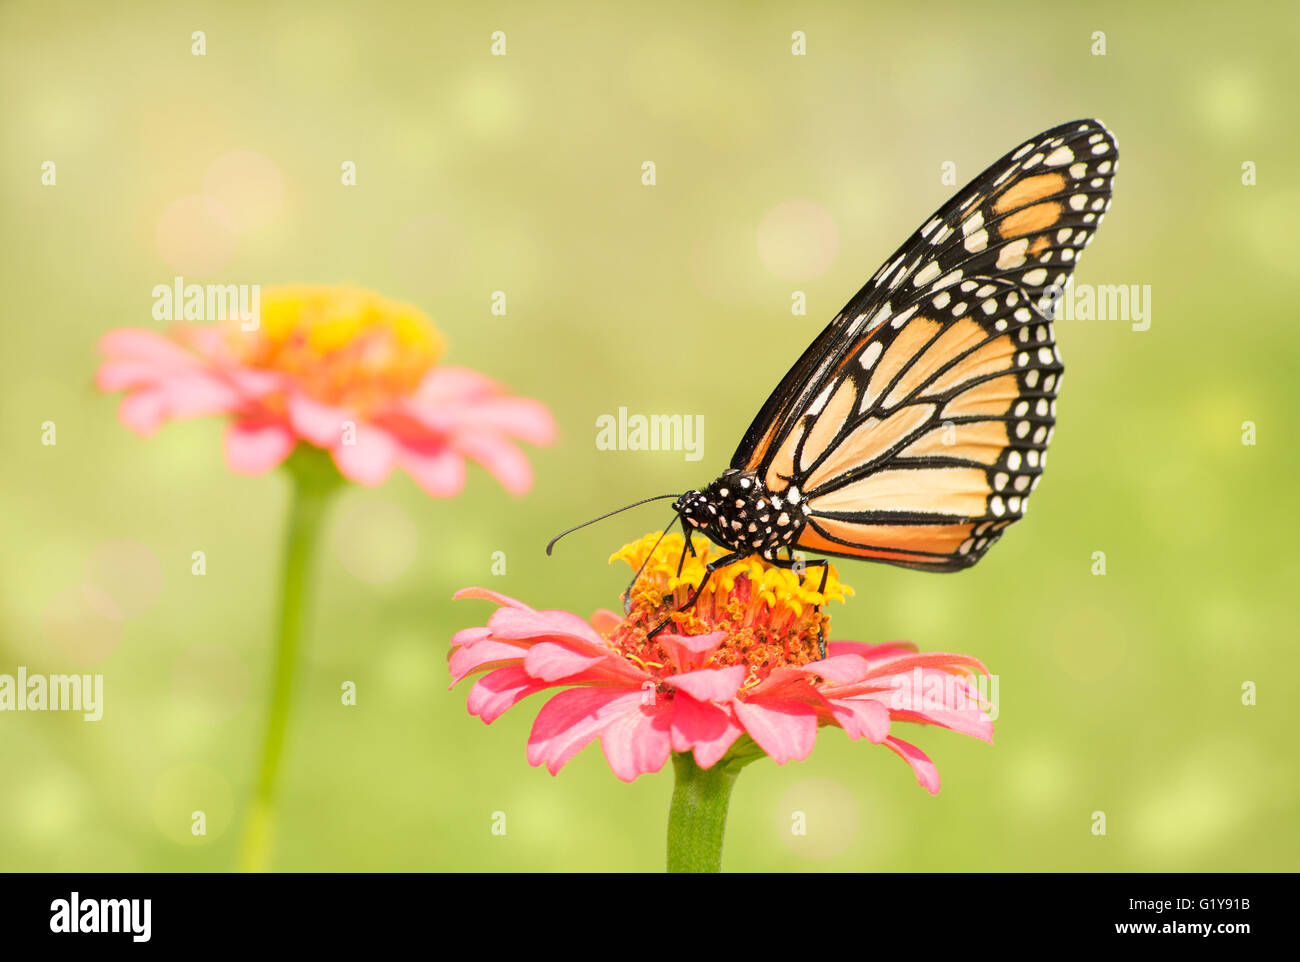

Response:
(229, 285), (444, 411)
(605, 533), (852, 692)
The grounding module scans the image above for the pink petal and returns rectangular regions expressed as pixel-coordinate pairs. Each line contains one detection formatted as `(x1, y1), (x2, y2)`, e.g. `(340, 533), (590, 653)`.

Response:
(487, 607), (607, 650)
(223, 419), (296, 475)
(667, 666), (746, 703)
(825, 696), (892, 743)
(330, 423), (397, 485)
(287, 392), (354, 447)
(173, 323), (230, 358)
(449, 625), (492, 649)
(98, 328), (199, 369)
(876, 665), (985, 713)
(223, 367), (284, 398)
(827, 640), (918, 660)
(403, 392), (557, 445)
(744, 665), (818, 700)
(732, 698), (819, 764)
(156, 374), (245, 418)
(800, 653), (874, 685)
(527, 687), (643, 775)
(523, 641), (608, 682)
(670, 695), (743, 768)
(448, 637), (527, 685)
(891, 708), (994, 743)
(455, 433), (535, 495)
(414, 365), (499, 403)
(96, 359), (185, 392)
(116, 389), (169, 435)
(862, 651), (989, 681)
(658, 631), (727, 673)
(466, 666), (548, 724)
(452, 397), (557, 445)
(114, 373), (244, 435)
(398, 444), (467, 498)
(884, 736), (941, 795)
(452, 587), (537, 611)
(600, 703), (673, 781)
(536, 608), (616, 646)
(831, 662), (988, 703)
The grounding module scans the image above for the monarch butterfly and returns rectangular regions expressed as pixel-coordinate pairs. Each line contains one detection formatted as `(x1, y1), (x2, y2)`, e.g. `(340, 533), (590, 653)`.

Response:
(549, 119), (1117, 643)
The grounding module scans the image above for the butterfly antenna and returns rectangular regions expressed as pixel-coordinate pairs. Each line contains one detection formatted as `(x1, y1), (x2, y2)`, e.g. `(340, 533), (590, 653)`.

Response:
(545, 494), (681, 555)
(621, 514), (680, 614)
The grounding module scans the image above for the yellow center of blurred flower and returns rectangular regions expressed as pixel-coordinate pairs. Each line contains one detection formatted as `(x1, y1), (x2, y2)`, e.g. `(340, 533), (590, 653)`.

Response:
(231, 286), (444, 410)
(608, 532), (852, 690)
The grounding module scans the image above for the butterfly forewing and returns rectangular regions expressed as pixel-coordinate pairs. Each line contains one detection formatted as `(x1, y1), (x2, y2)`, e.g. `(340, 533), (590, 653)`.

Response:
(731, 119), (1116, 571)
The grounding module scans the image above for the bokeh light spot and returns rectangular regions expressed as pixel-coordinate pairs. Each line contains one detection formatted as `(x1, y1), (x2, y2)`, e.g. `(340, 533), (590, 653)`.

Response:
(155, 194), (238, 276)
(84, 539), (163, 619)
(757, 199), (840, 282)
(202, 150), (285, 233)
(42, 584), (123, 666)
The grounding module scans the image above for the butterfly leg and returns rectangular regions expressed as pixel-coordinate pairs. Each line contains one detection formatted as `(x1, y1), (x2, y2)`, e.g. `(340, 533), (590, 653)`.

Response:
(646, 550), (746, 639)
(767, 554), (830, 658)
(626, 530), (695, 614)
(676, 534), (696, 577)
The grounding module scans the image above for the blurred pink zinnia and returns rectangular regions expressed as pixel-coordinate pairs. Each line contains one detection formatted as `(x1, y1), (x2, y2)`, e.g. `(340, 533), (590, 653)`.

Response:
(451, 533), (994, 792)
(96, 285), (555, 495)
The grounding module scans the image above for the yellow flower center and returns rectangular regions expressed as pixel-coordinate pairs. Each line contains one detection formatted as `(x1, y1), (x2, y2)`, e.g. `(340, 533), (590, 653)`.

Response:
(607, 532), (852, 690)
(231, 285), (444, 410)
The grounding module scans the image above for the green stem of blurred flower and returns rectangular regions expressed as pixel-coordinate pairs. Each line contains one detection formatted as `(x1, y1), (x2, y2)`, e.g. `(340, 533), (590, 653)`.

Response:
(666, 741), (764, 873)
(237, 447), (342, 873)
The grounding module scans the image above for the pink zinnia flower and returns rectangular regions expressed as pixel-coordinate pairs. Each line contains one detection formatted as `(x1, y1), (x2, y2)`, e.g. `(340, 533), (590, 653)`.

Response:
(96, 285), (555, 495)
(451, 533), (994, 792)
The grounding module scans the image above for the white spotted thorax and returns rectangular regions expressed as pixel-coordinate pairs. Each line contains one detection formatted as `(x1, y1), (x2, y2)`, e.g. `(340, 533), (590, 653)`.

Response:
(674, 468), (811, 559)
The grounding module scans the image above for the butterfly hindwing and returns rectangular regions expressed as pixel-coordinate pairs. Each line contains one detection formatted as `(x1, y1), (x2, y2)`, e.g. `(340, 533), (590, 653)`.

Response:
(731, 119), (1116, 570)
(793, 276), (1062, 569)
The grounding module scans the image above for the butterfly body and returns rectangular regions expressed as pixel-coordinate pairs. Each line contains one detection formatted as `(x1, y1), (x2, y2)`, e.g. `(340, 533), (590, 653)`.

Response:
(675, 468), (811, 560)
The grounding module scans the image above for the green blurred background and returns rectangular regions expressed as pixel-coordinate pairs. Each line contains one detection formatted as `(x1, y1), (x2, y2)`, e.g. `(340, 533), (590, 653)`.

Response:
(2, 0), (1296, 872)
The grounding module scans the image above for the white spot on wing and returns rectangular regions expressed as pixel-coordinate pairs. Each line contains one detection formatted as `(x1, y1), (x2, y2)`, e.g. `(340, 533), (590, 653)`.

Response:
(859, 340), (883, 369)
(997, 238), (1029, 269)
(807, 383), (834, 415)
(932, 269), (963, 291)
(913, 261), (941, 287)
(1045, 145), (1074, 166)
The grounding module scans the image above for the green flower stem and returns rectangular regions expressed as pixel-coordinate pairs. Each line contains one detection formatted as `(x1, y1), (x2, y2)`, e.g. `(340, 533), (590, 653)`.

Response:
(238, 447), (341, 873)
(666, 742), (764, 873)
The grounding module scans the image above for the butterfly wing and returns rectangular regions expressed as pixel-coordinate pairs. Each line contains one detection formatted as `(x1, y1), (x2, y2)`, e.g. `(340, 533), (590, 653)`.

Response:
(732, 119), (1117, 570)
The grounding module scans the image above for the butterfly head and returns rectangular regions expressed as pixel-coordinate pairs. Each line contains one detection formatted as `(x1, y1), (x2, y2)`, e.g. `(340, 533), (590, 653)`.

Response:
(672, 489), (711, 528)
